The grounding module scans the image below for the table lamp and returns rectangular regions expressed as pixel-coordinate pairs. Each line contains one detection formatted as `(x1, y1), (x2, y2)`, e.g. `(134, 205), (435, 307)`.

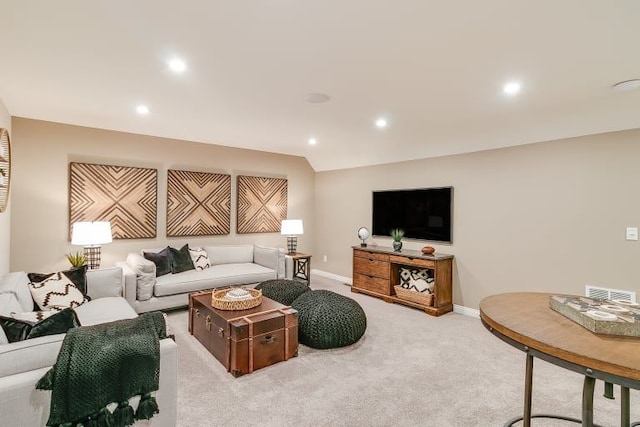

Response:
(71, 221), (113, 269)
(281, 219), (303, 254)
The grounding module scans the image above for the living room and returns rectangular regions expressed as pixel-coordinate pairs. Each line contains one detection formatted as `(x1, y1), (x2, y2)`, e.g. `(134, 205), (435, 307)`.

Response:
(1, 1), (639, 426)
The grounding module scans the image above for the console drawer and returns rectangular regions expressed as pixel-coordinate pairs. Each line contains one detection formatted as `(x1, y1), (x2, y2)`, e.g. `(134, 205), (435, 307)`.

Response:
(353, 256), (390, 279)
(353, 273), (391, 295)
(353, 249), (389, 262)
(389, 255), (435, 269)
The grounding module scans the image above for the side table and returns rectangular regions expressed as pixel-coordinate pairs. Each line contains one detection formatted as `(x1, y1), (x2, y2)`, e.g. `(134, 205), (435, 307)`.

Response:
(286, 252), (311, 284)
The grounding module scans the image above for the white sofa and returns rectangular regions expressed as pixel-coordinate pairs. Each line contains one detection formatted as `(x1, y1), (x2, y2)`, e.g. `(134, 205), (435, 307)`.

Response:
(0, 268), (178, 427)
(119, 244), (287, 313)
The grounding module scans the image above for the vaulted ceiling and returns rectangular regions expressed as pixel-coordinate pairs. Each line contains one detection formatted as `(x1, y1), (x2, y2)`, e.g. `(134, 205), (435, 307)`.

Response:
(1, 1), (639, 171)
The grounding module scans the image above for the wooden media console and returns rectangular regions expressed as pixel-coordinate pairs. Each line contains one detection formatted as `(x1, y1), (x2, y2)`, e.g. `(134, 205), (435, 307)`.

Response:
(351, 246), (454, 316)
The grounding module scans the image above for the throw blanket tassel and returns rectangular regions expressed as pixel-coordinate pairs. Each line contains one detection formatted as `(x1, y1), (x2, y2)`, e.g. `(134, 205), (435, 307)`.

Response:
(95, 408), (115, 427)
(135, 393), (159, 420)
(113, 401), (135, 426)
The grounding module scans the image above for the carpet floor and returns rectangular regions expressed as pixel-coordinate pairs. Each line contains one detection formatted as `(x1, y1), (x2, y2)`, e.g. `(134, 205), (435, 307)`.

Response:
(166, 275), (638, 426)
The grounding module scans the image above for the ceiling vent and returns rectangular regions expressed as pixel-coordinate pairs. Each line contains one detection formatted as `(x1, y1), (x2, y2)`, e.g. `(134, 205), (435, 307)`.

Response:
(585, 285), (636, 302)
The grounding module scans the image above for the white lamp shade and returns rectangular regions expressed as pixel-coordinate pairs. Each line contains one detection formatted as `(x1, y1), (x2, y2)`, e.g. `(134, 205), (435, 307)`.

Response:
(281, 219), (303, 236)
(71, 221), (113, 246)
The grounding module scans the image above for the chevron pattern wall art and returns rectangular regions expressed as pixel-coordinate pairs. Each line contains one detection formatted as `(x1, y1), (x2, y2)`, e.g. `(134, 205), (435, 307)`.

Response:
(167, 169), (231, 237)
(237, 175), (287, 234)
(69, 162), (157, 239)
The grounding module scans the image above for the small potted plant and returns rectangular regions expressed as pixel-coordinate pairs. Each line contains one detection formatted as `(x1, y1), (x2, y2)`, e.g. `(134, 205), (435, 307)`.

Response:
(66, 251), (87, 268)
(390, 228), (405, 252)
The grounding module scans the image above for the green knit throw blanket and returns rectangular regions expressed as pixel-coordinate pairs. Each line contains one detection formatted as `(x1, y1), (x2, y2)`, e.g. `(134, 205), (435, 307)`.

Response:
(36, 311), (167, 427)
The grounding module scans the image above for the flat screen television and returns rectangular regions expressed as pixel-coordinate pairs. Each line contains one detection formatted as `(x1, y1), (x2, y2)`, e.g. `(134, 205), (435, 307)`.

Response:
(372, 187), (453, 243)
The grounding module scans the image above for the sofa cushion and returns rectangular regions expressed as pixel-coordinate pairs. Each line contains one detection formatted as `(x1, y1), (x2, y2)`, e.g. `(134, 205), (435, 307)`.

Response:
(86, 266), (123, 299)
(188, 246), (211, 271)
(126, 253), (156, 301)
(254, 244), (279, 270)
(27, 270), (89, 312)
(169, 244), (195, 274)
(74, 297), (138, 326)
(154, 263), (277, 297)
(143, 247), (171, 277)
(0, 293), (24, 317)
(0, 308), (79, 343)
(205, 245), (253, 266)
(0, 271), (34, 312)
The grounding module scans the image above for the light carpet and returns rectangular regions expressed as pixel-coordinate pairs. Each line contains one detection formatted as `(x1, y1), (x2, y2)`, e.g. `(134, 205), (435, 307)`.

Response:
(166, 275), (638, 426)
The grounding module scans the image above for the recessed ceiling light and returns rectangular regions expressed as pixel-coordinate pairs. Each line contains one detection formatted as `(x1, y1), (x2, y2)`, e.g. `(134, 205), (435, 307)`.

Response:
(375, 118), (387, 128)
(503, 82), (521, 95)
(305, 93), (330, 104)
(168, 59), (187, 73)
(136, 105), (150, 115)
(612, 79), (640, 91)
(308, 137), (317, 145)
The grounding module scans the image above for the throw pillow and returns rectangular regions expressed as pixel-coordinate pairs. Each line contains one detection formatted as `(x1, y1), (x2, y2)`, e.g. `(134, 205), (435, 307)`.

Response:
(28, 265), (89, 296)
(27, 269), (90, 311)
(399, 267), (435, 293)
(0, 308), (79, 342)
(143, 247), (171, 277)
(169, 244), (195, 274)
(188, 246), (211, 271)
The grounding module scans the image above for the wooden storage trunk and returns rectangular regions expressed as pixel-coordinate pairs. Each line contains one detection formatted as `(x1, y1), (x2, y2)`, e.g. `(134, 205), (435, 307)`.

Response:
(189, 291), (298, 377)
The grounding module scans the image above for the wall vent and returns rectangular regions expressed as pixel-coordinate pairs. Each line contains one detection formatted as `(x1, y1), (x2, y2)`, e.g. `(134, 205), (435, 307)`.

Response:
(585, 285), (636, 302)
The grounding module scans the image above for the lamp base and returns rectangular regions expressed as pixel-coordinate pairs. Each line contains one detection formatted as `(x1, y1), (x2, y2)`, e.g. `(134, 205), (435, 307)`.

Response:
(84, 246), (102, 270)
(286, 236), (298, 255)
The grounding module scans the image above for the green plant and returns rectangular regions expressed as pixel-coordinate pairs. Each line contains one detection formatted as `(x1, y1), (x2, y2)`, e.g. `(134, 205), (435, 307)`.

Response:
(66, 251), (87, 267)
(390, 228), (405, 242)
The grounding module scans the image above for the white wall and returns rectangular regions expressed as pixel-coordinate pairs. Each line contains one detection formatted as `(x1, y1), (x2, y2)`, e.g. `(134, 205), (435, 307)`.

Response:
(0, 99), (10, 275)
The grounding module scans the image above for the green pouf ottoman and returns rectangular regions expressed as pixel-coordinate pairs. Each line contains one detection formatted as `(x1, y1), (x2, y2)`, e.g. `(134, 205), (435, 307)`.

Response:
(291, 290), (367, 349)
(255, 279), (310, 306)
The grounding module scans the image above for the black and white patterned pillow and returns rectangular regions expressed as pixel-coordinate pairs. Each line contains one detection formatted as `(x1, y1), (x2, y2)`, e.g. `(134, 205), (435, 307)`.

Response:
(27, 271), (89, 311)
(10, 310), (57, 324)
(399, 268), (435, 293)
(188, 247), (211, 271)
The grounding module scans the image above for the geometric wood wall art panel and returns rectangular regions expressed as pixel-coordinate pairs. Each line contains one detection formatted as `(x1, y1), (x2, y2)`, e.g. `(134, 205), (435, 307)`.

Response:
(236, 175), (287, 234)
(69, 162), (157, 239)
(167, 169), (231, 237)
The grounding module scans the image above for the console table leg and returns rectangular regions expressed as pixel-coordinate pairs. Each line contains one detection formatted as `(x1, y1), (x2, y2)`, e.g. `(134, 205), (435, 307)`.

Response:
(621, 386), (630, 427)
(524, 353), (534, 427)
(582, 376), (596, 427)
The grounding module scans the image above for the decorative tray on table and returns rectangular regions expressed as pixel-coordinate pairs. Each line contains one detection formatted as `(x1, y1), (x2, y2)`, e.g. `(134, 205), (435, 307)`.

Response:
(549, 295), (640, 337)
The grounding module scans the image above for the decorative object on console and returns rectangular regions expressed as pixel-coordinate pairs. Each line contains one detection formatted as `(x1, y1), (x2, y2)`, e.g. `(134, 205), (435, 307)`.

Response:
(281, 219), (304, 254)
(390, 228), (404, 252)
(0, 128), (11, 213)
(71, 221), (113, 269)
(69, 162), (157, 239)
(236, 175), (287, 234)
(167, 169), (231, 237)
(421, 246), (435, 255)
(357, 226), (370, 247)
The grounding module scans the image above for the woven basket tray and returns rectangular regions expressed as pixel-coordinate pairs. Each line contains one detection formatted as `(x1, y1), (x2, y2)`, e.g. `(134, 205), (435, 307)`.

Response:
(394, 286), (433, 307)
(211, 288), (262, 311)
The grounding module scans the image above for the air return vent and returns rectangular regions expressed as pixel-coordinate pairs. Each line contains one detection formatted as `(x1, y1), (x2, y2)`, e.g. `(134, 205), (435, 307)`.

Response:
(585, 285), (636, 302)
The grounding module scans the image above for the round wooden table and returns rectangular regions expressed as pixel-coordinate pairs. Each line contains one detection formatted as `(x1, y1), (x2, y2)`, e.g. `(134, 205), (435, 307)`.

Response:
(480, 292), (640, 427)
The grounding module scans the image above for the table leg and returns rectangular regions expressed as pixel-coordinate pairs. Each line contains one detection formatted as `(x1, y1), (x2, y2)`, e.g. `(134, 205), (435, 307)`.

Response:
(524, 353), (534, 427)
(582, 376), (595, 427)
(621, 386), (629, 427)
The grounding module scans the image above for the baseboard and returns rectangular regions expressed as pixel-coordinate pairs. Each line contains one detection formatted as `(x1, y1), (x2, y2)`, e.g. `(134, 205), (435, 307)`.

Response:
(313, 269), (479, 317)
(453, 304), (480, 318)
(311, 269), (352, 285)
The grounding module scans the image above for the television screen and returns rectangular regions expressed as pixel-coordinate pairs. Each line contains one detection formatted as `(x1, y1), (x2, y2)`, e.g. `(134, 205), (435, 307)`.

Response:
(372, 187), (453, 243)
